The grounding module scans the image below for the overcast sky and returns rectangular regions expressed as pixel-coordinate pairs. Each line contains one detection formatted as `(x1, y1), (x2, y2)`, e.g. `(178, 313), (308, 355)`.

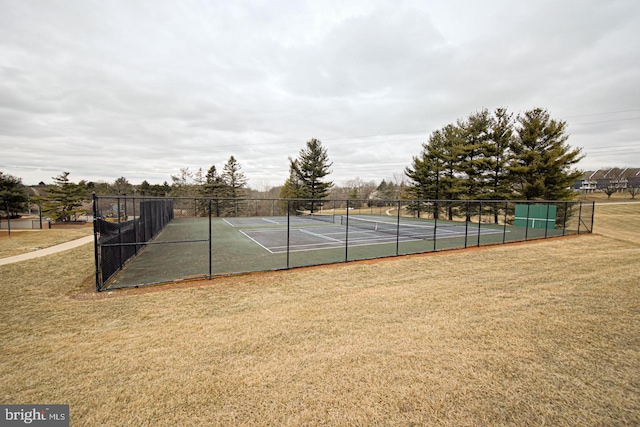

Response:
(1, 0), (639, 188)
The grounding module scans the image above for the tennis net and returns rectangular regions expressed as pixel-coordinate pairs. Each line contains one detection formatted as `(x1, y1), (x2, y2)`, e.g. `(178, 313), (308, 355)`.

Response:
(297, 210), (336, 224)
(341, 216), (434, 239)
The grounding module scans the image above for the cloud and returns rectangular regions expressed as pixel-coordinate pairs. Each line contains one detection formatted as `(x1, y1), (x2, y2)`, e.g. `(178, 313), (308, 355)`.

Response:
(1, 0), (639, 187)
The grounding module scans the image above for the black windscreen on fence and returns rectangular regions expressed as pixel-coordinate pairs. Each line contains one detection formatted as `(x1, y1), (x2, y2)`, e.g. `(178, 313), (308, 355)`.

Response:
(94, 196), (174, 287)
(93, 196), (595, 291)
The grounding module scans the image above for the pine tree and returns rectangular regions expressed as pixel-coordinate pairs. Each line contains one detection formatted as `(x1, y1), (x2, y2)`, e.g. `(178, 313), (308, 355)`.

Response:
(222, 156), (247, 199)
(219, 156), (248, 216)
(278, 161), (304, 214)
(202, 165), (230, 216)
(347, 187), (362, 209)
(370, 180), (395, 207)
(405, 136), (442, 217)
(406, 125), (466, 219)
(485, 108), (516, 222)
(112, 177), (133, 195)
(510, 108), (583, 200)
(290, 138), (333, 213)
(41, 172), (87, 222)
(202, 165), (227, 197)
(376, 180), (391, 200)
(458, 109), (493, 199)
(486, 108), (515, 199)
(139, 180), (151, 196)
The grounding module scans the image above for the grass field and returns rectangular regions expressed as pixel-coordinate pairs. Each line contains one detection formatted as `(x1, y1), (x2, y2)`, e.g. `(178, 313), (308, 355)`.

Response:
(1, 202), (638, 426)
(0, 227), (93, 258)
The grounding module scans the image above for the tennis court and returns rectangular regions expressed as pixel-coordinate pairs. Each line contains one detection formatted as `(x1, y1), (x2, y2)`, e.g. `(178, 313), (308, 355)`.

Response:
(231, 214), (506, 254)
(94, 197), (594, 290)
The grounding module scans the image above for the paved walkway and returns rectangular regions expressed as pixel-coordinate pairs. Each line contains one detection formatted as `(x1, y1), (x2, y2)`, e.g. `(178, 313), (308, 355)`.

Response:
(0, 235), (94, 266)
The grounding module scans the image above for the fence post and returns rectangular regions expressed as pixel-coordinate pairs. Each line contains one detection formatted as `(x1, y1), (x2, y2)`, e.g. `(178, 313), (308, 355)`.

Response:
(464, 201), (469, 248)
(433, 200), (438, 251)
(133, 197), (139, 254)
(92, 193), (102, 292)
(286, 200), (291, 269)
(5, 201), (10, 237)
(525, 203), (531, 241)
(544, 202), (550, 238)
(344, 199), (350, 262)
(477, 202), (482, 247)
(503, 201), (508, 244)
(209, 199), (212, 278)
(562, 201), (568, 236)
(117, 197), (123, 270)
(395, 200), (401, 255)
(590, 201), (595, 233)
(577, 201), (583, 234)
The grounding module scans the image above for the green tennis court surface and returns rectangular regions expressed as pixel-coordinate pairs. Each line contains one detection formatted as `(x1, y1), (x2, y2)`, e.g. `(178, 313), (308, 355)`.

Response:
(234, 215), (505, 253)
(105, 213), (566, 289)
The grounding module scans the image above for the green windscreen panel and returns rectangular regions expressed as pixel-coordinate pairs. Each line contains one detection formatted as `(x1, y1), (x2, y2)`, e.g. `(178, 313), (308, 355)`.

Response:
(514, 204), (557, 229)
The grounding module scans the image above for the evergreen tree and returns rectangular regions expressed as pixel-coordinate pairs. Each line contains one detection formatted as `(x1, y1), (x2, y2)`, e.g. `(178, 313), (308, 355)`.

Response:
(405, 146), (439, 200)
(406, 125), (466, 219)
(144, 182), (170, 197)
(0, 172), (28, 218)
(278, 161), (304, 214)
(510, 108), (583, 200)
(41, 172), (88, 222)
(437, 124), (466, 205)
(202, 165), (228, 197)
(347, 187), (362, 209)
(482, 108), (516, 222)
(486, 108), (515, 199)
(290, 138), (333, 213)
(374, 180), (391, 204)
(221, 156), (247, 199)
(458, 109), (493, 199)
(202, 165), (230, 216)
(139, 180), (151, 196)
(405, 136), (442, 217)
(112, 177), (133, 195)
(90, 181), (111, 195)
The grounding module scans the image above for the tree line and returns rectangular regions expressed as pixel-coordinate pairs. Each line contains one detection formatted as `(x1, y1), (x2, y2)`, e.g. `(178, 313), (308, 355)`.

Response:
(406, 107), (583, 201)
(404, 107), (583, 219)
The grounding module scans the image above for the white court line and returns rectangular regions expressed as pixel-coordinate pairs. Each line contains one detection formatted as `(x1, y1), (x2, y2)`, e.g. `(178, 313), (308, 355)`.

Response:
(268, 234), (416, 253)
(299, 228), (342, 242)
(243, 222), (509, 254)
(238, 230), (274, 253)
(269, 241), (342, 252)
(222, 218), (235, 227)
(261, 218), (280, 224)
(433, 227), (458, 234)
(243, 228), (284, 234)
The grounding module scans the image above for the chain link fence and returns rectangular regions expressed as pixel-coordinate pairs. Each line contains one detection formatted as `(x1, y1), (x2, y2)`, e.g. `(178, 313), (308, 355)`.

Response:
(93, 195), (595, 291)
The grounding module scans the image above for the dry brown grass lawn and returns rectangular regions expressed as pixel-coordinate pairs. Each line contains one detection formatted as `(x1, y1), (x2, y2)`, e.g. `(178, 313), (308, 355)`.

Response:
(0, 228), (93, 258)
(0, 203), (638, 426)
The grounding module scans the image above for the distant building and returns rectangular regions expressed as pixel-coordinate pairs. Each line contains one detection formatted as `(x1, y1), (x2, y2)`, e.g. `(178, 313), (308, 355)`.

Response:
(575, 168), (640, 192)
